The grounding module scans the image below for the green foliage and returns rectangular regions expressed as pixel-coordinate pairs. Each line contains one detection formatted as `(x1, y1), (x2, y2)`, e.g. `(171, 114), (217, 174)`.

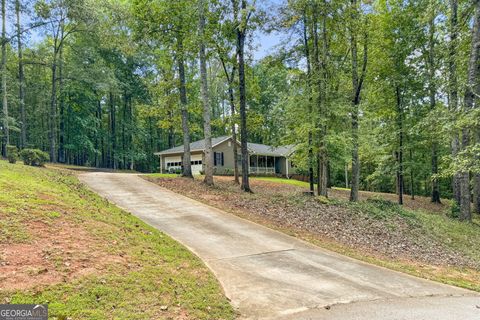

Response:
(19, 149), (49, 167)
(6, 145), (18, 164)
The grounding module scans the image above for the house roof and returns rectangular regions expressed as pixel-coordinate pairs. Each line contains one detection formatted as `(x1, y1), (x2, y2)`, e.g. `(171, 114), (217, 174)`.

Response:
(155, 136), (294, 157)
(247, 142), (293, 157)
(154, 136), (231, 155)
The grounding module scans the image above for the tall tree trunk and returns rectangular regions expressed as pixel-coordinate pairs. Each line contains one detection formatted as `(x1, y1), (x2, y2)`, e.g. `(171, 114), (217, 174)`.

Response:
(177, 33), (193, 178)
(449, 0), (461, 205)
(229, 74), (240, 184)
(396, 86), (404, 205)
(199, 0), (214, 186)
(16, 0), (26, 149)
(303, 10), (315, 195)
(219, 55), (239, 184)
(310, 2), (325, 197)
(58, 32), (66, 163)
(95, 98), (101, 167)
(122, 91), (127, 169)
(1, 0), (8, 157)
(236, 0), (251, 192)
(49, 48), (58, 162)
(317, 1), (328, 197)
(168, 109), (174, 148)
(459, 0), (480, 221)
(474, 131), (480, 213)
(349, 0), (367, 202)
(109, 91), (116, 169)
(410, 148), (415, 200)
(428, 11), (441, 203)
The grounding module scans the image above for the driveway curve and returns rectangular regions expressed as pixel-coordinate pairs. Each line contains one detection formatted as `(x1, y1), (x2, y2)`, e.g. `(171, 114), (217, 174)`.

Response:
(79, 172), (479, 320)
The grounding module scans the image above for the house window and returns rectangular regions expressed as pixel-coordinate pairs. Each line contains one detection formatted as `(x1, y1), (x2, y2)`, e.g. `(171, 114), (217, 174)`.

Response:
(191, 160), (203, 165)
(214, 152), (224, 166)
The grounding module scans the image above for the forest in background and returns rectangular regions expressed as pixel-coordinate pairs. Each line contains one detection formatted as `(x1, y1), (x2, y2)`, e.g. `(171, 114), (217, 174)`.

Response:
(1, 0), (479, 221)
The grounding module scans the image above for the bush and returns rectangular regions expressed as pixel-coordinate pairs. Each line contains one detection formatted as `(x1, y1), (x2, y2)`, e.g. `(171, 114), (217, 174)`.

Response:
(6, 145), (18, 164)
(448, 201), (460, 219)
(19, 148), (49, 167)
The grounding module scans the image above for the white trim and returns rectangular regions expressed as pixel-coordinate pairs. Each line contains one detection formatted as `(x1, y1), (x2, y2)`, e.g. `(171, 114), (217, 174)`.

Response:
(286, 158), (289, 178)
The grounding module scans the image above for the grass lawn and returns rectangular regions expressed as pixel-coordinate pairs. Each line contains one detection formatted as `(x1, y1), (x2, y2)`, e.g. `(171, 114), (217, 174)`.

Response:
(145, 173), (180, 179)
(0, 161), (234, 320)
(145, 175), (480, 292)
(252, 177), (311, 188)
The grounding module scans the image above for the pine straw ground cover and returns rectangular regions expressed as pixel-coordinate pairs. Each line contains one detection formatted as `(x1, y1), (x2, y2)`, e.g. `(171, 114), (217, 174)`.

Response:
(145, 175), (480, 292)
(0, 161), (234, 320)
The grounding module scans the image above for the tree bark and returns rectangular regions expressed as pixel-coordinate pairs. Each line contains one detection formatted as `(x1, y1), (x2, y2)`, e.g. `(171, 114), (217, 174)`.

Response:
(109, 91), (116, 169)
(16, 0), (26, 149)
(349, 0), (367, 202)
(58, 29), (66, 163)
(49, 48), (58, 162)
(199, 0), (214, 186)
(459, 0), (480, 221)
(95, 97), (101, 167)
(177, 32), (192, 178)
(317, 1), (328, 197)
(396, 86), (404, 205)
(223, 63), (239, 184)
(474, 132), (480, 213)
(428, 11), (441, 203)
(1, 0), (8, 157)
(303, 10), (315, 195)
(236, 0), (251, 192)
(410, 148), (415, 200)
(449, 0), (461, 206)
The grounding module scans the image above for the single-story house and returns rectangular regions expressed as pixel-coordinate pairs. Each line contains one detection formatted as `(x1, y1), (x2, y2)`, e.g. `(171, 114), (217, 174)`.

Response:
(154, 136), (296, 176)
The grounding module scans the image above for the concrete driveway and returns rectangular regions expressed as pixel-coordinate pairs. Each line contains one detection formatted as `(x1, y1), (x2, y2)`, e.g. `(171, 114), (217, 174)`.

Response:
(79, 172), (480, 320)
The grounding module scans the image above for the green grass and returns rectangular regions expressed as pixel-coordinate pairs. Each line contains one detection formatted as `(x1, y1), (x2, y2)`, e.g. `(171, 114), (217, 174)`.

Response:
(332, 186), (351, 191)
(253, 177), (352, 191)
(0, 161), (234, 319)
(144, 173), (179, 178)
(253, 177), (310, 187)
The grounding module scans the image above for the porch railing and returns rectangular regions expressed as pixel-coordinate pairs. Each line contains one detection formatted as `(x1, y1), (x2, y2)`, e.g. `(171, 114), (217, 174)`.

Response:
(249, 166), (275, 174)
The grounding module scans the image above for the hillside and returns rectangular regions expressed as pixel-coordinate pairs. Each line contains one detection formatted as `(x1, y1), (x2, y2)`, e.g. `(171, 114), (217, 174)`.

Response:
(0, 161), (234, 319)
(146, 175), (480, 291)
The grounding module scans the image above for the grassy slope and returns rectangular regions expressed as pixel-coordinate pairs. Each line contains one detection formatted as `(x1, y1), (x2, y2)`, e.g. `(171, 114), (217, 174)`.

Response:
(0, 161), (234, 320)
(146, 174), (480, 291)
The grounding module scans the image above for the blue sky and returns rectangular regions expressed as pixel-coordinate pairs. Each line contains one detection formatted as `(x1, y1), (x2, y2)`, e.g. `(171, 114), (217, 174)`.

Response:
(9, 0), (286, 60)
(252, 0), (285, 60)
(253, 31), (283, 60)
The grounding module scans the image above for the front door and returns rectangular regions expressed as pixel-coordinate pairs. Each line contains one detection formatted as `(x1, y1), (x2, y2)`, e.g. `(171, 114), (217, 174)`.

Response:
(275, 157), (282, 174)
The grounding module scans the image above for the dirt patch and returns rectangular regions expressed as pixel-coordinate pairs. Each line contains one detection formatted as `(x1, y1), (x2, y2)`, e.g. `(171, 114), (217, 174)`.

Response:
(147, 176), (477, 270)
(0, 219), (126, 291)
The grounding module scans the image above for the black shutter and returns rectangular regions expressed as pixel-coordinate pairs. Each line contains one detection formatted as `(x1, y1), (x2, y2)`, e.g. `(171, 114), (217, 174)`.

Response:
(214, 152), (217, 166)
(221, 152), (224, 166)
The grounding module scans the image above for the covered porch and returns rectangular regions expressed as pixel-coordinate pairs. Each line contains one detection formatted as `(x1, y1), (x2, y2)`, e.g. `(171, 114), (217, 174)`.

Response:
(249, 154), (286, 175)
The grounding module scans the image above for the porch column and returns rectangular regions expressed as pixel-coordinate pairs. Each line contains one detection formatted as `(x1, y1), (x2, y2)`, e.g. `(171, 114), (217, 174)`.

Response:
(159, 156), (163, 173)
(286, 158), (289, 178)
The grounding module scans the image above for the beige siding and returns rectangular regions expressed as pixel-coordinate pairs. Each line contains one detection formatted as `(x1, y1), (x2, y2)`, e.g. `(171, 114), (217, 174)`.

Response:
(212, 138), (241, 175)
